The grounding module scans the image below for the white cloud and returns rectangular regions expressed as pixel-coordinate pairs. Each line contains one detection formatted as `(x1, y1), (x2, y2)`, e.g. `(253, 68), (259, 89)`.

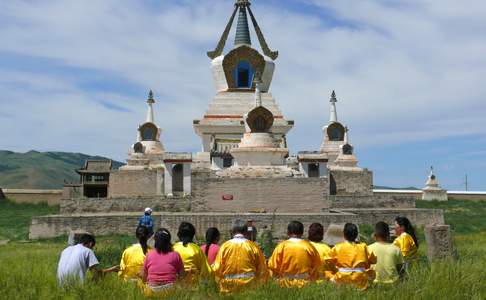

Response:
(0, 0), (485, 166)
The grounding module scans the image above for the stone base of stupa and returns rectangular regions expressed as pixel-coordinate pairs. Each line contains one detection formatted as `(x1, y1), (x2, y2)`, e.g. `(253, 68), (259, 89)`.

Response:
(422, 188), (448, 201)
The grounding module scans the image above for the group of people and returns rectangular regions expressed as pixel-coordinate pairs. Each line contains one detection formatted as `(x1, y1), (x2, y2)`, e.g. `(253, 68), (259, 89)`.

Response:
(56, 209), (419, 296)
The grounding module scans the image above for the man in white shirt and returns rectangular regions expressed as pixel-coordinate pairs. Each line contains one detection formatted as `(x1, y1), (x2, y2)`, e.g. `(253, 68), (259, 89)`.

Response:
(57, 234), (118, 285)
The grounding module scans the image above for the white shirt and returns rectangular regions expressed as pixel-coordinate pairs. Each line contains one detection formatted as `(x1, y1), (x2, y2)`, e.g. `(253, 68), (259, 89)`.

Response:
(57, 244), (99, 284)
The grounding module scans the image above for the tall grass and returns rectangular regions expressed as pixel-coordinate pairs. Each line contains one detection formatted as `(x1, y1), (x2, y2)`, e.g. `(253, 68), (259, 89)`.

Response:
(0, 233), (485, 299)
(0, 199), (59, 240)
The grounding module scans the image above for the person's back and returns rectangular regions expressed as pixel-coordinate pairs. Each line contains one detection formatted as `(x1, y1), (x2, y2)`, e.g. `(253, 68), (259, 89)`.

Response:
(326, 223), (377, 290)
(308, 223), (335, 282)
(268, 221), (321, 288)
(369, 242), (403, 284)
(173, 242), (211, 280)
(142, 228), (184, 297)
(212, 221), (268, 293)
(201, 243), (220, 265)
(57, 242), (99, 284)
(369, 221), (404, 284)
(202, 227), (221, 265)
(144, 249), (183, 285)
(119, 226), (151, 281)
(173, 222), (212, 283)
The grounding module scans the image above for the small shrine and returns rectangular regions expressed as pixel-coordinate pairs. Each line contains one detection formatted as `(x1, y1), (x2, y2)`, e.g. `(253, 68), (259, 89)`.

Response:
(422, 166), (448, 201)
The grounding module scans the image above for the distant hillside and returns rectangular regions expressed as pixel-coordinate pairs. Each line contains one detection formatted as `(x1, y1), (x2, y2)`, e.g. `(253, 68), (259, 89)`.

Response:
(0, 150), (124, 189)
(373, 185), (420, 190)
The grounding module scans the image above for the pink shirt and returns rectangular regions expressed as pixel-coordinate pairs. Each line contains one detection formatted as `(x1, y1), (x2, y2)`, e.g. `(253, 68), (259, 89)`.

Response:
(143, 250), (184, 285)
(201, 244), (220, 265)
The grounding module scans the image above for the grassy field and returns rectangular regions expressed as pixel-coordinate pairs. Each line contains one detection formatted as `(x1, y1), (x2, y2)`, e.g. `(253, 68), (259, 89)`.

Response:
(0, 199), (485, 299)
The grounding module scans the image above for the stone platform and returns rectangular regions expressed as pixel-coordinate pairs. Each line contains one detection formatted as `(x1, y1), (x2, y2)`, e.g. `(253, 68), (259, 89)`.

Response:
(29, 208), (444, 239)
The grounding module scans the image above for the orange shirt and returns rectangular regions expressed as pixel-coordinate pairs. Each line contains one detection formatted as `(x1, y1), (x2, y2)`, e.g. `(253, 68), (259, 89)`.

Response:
(212, 235), (267, 293)
(268, 238), (321, 288)
(326, 241), (377, 290)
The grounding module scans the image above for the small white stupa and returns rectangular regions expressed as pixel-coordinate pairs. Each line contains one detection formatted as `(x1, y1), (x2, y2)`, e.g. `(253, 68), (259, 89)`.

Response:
(422, 166), (448, 201)
(121, 90), (165, 170)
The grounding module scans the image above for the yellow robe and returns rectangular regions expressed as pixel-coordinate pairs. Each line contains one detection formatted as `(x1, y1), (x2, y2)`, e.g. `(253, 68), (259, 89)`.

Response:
(173, 242), (212, 283)
(212, 236), (268, 293)
(310, 241), (335, 282)
(118, 243), (150, 280)
(268, 238), (321, 288)
(393, 232), (417, 260)
(326, 241), (377, 290)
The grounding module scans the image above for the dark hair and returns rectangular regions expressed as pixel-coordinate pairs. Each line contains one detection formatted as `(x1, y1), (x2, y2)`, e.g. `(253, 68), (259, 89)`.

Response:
(308, 223), (324, 242)
(136, 225), (149, 255)
(287, 221), (304, 236)
(79, 234), (96, 246)
(204, 227), (220, 257)
(343, 223), (358, 242)
(232, 219), (248, 235)
(178, 222), (196, 247)
(154, 228), (172, 254)
(374, 222), (390, 241)
(395, 216), (419, 247)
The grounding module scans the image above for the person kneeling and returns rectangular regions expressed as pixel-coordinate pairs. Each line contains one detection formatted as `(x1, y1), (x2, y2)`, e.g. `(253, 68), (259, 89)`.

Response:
(326, 223), (377, 290)
(212, 220), (268, 294)
(57, 233), (119, 286)
(268, 221), (321, 288)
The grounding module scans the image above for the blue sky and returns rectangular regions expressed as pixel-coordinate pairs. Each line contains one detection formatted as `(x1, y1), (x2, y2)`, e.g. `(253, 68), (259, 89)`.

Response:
(0, 0), (485, 190)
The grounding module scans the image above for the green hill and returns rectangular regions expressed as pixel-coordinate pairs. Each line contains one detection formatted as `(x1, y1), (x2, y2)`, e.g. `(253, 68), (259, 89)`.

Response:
(0, 150), (124, 189)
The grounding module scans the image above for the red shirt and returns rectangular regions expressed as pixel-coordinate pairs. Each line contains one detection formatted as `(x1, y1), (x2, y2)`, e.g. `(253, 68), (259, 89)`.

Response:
(143, 250), (184, 285)
(201, 244), (220, 265)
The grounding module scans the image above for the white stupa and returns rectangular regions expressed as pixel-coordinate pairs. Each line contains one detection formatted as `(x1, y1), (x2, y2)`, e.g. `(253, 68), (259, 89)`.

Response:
(422, 166), (448, 201)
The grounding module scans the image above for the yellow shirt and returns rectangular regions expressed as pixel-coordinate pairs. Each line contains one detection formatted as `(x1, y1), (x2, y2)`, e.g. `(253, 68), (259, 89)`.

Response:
(173, 242), (212, 282)
(368, 242), (404, 284)
(212, 235), (268, 293)
(118, 243), (150, 280)
(310, 241), (335, 281)
(268, 238), (321, 288)
(393, 232), (417, 259)
(326, 241), (377, 290)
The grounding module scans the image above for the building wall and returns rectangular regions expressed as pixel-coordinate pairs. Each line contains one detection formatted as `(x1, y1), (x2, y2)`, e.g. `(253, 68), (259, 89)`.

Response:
(60, 196), (191, 214)
(329, 194), (416, 209)
(192, 176), (330, 212)
(3, 189), (62, 206)
(330, 169), (373, 196)
(109, 169), (160, 197)
(29, 208), (444, 240)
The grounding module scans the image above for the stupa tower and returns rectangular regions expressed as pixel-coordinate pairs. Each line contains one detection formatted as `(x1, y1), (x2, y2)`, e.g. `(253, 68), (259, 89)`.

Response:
(193, 0), (294, 169)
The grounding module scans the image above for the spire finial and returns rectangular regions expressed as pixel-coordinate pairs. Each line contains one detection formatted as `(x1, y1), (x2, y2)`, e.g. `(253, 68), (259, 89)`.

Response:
(329, 90), (338, 123)
(146, 90), (155, 123)
(234, 2), (251, 47)
(147, 90), (155, 104)
(330, 90), (337, 103)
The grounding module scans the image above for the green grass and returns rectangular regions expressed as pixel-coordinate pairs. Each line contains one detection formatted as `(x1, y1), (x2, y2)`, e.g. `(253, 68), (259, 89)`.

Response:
(417, 200), (486, 234)
(0, 199), (59, 240)
(0, 200), (485, 299)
